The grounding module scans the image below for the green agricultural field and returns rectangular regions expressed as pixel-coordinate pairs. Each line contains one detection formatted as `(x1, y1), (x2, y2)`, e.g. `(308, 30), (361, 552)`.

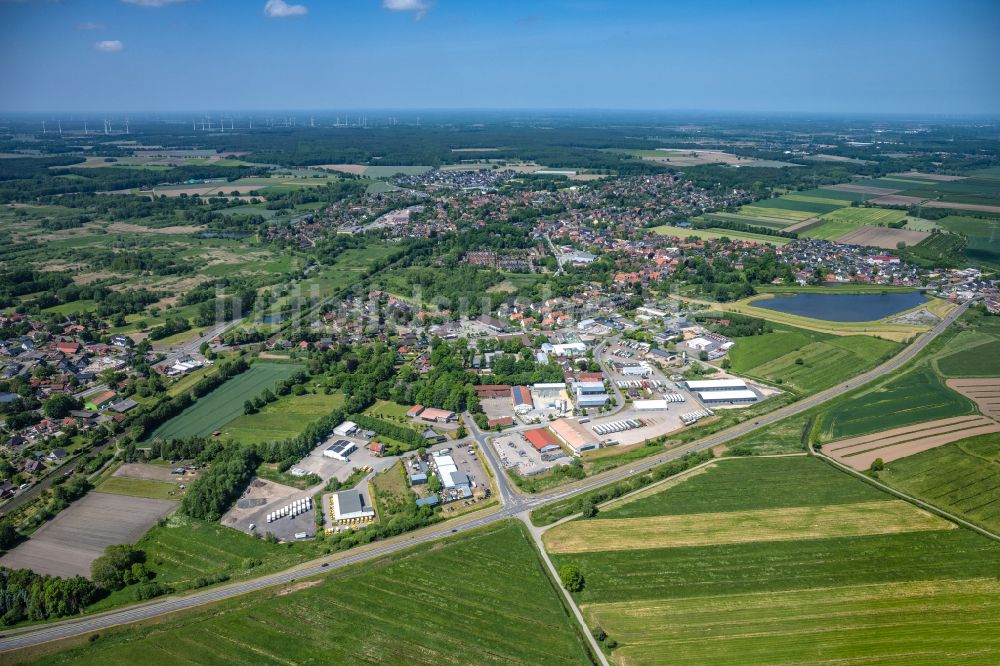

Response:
(652, 225), (789, 245)
(48, 522), (591, 666)
(803, 187), (873, 202)
(738, 205), (814, 221)
(934, 314), (1000, 377)
(147, 363), (304, 441)
(726, 324), (900, 394)
(363, 165), (433, 177)
(220, 391), (344, 444)
(803, 206), (907, 240)
(747, 196), (843, 215)
(937, 214), (1000, 266)
(699, 212), (791, 229)
(881, 432), (1000, 533)
(546, 456), (1000, 665)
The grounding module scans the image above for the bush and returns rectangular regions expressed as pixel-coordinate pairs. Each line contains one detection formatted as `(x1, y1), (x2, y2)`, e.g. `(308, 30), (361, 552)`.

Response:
(559, 564), (585, 592)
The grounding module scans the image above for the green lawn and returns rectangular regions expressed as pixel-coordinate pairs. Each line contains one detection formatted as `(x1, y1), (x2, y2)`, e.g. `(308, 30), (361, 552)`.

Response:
(147, 363), (303, 441)
(881, 432), (1000, 534)
(221, 391), (344, 445)
(46, 522), (591, 666)
(547, 456), (1000, 665)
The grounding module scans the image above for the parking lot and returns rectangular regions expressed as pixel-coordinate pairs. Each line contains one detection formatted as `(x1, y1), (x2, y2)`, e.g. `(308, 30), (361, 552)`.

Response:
(295, 434), (396, 482)
(491, 431), (572, 476)
(222, 478), (317, 541)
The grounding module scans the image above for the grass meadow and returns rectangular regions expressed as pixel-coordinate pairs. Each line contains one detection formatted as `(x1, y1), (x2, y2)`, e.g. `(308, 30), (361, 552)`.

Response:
(44, 522), (591, 666)
(726, 323), (900, 394)
(147, 363), (303, 441)
(221, 391), (344, 445)
(545, 456), (1000, 665)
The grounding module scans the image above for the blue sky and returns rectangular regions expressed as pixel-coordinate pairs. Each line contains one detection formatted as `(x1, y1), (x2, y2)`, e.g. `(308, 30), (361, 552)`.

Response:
(0, 0), (998, 114)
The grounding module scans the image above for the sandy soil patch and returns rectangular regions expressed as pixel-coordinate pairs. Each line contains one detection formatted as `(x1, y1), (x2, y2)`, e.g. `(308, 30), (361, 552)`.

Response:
(108, 222), (204, 235)
(891, 172), (967, 182)
(836, 225), (930, 249)
(0, 493), (176, 578)
(277, 580), (322, 596)
(869, 194), (928, 206)
(826, 183), (902, 195)
(924, 201), (1000, 214)
(543, 500), (947, 553)
(825, 415), (1000, 470)
(114, 462), (197, 483)
(947, 378), (1000, 420)
(314, 164), (368, 175)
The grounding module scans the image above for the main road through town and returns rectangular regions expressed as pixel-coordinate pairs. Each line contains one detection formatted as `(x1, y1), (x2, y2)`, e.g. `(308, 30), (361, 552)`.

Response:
(0, 301), (970, 654)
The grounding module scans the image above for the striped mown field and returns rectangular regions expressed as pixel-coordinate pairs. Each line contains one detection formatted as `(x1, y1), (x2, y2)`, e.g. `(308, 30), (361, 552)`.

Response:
(547, 457), (1000, 665)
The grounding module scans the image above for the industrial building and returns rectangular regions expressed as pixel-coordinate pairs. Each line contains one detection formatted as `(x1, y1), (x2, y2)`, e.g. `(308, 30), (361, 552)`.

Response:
(475, 384), (512, 399)
(523, 428), (562, 454)
(323, 439), (356, 461)
(417, 407), (456, 423)
(511, 386), (533, 411)
(699, 390), (757, 404)
(333, 421), (358, 437)
(549, 418), (599, 454)
(684, 379), (749, 392)
(633, 399), (669, 410)
(332, 490), (375, 523)
(620, 363), (652, 377)
(575, 380), (610, 408)
(433, 453), (472, 496)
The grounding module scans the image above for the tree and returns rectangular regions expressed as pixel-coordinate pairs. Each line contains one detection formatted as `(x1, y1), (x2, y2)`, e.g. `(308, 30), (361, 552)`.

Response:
(91, 544), (146, 590)
(869, 458), (885, 473)
(455, 425), (467, 439)
(43, 394), (79, 419)
(559, 564), (585, 592)
(243, 400), (257, 415)
(579, 498), (598, 518)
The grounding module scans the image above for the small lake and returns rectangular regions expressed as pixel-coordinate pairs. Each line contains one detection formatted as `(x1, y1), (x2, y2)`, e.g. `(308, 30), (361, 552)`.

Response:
(751, 291), (927, 322)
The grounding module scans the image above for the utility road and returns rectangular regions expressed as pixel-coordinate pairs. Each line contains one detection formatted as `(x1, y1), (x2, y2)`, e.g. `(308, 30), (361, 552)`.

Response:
(0, 301), (969, 654)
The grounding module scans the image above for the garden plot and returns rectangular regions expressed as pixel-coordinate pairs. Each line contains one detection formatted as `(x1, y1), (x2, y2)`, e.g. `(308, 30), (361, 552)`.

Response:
(0, 493), (176, 578)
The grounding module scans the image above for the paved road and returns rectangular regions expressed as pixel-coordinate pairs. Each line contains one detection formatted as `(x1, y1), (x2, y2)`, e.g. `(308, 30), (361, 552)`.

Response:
(0, 300), (969, 653)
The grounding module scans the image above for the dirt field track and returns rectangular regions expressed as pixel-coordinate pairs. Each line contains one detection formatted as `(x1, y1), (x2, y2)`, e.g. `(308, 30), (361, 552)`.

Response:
(947, 378), (1000, 420)
(924, 201), (1000, 214)
(0, 493), (176, 578)
(869, 194), (928, 206)
(826, 414), (1000, 470)
(826, 183), (901, 195)
(891, 172), (966, 182)
(836, 225), (930, 249)
(314, 164), (368, 175)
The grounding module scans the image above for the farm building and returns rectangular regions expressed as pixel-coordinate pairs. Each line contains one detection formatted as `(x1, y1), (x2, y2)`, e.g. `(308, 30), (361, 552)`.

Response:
(323, 439), (357, 461)
(475, 384), (512, 399)
(549, 418), (599, 454)
(511, 386), (533, 410)
(524, 428), (562, 454)
(699, 390), (758, 404)
(685, 379), (748, 392)
(418, 407), (456, 423)
(415, 494), (440, 508)
(406, 405), (425, 418)
(634, 399), (669, 410)
(84, 390), (116, 411)
(333, 421), (358, 437)
(332, 490), (375, 523)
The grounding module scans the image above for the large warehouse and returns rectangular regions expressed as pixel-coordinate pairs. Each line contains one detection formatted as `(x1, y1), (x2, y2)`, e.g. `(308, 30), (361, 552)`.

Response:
(323, 439), (356, 461)
(699, 390), (758, 404)
(523, 428), (562, 454)
(549, 418), (599, 454)
(633, 399), (668, 410)
(332, 490), (375, 523)
(685, 379), (748, 392)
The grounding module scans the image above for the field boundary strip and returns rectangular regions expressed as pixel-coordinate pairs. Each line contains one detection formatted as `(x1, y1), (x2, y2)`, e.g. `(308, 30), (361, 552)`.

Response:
(825, 415), (993, 453)
(947, 378), (1000, 420)
(542, 500), (949, 553)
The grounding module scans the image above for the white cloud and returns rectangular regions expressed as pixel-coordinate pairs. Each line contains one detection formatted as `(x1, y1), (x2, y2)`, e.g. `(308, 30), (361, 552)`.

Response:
(383, 0), (429, 19)
(94, 40), (124, 52)
(76, 21), (103, 31)
(264, 0), (307, 18)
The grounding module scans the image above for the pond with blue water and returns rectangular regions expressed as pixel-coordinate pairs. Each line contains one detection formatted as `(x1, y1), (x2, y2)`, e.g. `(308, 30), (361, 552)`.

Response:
(751, 291), (927, 322)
